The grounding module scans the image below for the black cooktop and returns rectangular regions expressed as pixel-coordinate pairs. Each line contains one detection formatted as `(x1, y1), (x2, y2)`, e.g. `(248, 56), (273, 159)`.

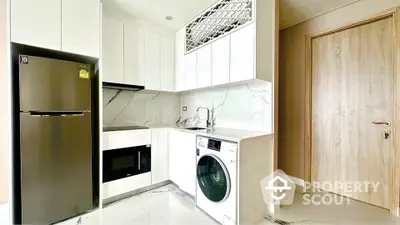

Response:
(103, 126), (149, 132)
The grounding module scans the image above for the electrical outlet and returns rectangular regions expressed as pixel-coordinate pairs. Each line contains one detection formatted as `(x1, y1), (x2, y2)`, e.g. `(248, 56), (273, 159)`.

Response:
(182, 106), (187, 111)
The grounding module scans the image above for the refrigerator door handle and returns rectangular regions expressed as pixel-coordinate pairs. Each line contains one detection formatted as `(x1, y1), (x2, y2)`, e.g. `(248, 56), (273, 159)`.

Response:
(29, 111), (88, 117)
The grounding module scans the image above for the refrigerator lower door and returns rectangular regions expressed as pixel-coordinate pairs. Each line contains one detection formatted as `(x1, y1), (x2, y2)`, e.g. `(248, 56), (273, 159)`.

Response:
(19, 55), (91, 111)
(20, 112), (93, 224)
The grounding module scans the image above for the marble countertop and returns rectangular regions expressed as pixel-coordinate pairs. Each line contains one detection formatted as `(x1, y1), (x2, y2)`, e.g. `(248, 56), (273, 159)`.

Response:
(102, 124), (271, 142)
(146, 124), (272, 142)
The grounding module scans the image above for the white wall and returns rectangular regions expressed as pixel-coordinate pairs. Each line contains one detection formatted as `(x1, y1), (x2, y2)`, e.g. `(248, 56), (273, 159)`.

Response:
(181, 81), (272, 132)
(0, 0), (10, 204)
(0, 0), (11, 224)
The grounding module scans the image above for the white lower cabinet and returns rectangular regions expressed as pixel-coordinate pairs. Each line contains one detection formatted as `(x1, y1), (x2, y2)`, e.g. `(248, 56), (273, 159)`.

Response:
(102, 173), (151, 200)
(168, 129), (196, 196)
(151, 128), (169, 184)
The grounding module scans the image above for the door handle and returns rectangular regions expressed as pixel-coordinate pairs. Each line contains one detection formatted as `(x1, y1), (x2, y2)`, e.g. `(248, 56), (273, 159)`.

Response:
(372, 121), (391, 126)
(138, 151), (141, 170)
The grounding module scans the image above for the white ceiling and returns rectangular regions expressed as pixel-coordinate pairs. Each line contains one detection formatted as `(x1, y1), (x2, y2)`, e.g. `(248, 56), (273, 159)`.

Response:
(280, 0), (360, 29)
(102, 0), (217, 31)
(102, 0), (361, 31)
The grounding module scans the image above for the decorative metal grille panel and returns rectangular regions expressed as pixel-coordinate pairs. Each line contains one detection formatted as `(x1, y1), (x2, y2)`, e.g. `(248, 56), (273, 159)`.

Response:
(185, 0), (253, 53)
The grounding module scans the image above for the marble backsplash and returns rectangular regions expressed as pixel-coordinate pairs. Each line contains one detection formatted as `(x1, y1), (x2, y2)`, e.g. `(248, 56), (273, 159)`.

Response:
(181, 81), (272, 133)
(103, 89), (181, 127)
(103, 81), (272, 133)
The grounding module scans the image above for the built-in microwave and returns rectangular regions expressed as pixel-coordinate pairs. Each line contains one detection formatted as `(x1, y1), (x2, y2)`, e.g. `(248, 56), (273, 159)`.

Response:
(103, 145), (151, 183)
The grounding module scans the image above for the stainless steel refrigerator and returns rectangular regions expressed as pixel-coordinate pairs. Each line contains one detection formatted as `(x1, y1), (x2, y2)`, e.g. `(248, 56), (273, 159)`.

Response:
(19, 55), (93, 224)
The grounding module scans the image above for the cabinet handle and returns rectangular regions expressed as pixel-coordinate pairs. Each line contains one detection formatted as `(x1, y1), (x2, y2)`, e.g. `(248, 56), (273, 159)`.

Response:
(138, 151), (141, 170)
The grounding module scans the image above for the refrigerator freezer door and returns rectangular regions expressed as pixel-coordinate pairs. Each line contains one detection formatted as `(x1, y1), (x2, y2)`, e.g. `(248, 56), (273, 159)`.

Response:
(19, 55), (91, 111)
(20, 112), (93, 224)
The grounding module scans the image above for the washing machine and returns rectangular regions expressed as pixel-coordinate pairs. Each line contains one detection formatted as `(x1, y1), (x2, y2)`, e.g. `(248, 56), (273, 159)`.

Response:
(196, 136), (238, 225)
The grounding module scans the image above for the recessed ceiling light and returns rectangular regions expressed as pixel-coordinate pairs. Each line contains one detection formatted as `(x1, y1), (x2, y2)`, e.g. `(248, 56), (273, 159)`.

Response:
(165, 16), (173, 21)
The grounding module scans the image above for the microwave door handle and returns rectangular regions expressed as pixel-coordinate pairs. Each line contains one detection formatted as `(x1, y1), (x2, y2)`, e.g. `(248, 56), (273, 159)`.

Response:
(138, 151), (141, 171)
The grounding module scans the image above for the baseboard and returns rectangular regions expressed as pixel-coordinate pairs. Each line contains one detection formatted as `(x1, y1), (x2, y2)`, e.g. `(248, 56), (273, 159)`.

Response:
(102, 180), (172, 206)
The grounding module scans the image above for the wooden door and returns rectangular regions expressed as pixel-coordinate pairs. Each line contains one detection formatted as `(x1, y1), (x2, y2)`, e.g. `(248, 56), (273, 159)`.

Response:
(311, 17), (393, 209)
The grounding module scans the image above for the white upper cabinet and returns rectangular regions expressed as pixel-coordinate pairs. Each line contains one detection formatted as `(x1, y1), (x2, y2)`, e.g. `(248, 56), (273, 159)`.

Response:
(230, 23), (254, 83)
(174, 28), (185, 92)
(62, 0), (100, 57)
(184, 51), (197, 90)
(11, 0), (62, 50)
(160, 36), (175, 92)
(196, 44), (212, 88)
(144, 31), (161, 90)
(175, 0), (278, 91)
(124, 23), (145, 86)
(102, 17), (124, 83)
(211, 35), (230, 86)
(12, 0), (101, 57)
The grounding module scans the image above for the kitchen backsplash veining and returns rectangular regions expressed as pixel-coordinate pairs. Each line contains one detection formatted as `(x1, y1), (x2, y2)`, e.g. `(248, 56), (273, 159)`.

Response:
(103, 89), (181, 127)
(181, 81), (272, 132)
(103, 81), (272, 133)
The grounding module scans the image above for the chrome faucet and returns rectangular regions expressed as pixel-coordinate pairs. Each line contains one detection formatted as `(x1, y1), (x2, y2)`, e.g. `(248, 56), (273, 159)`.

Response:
(196, 107), (213, 128)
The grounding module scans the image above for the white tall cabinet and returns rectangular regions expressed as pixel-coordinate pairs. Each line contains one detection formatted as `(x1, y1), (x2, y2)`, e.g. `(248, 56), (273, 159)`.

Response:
(11, 0), (62, 51)
(11, 0), (100, 57)
(62, 0), (100, 57)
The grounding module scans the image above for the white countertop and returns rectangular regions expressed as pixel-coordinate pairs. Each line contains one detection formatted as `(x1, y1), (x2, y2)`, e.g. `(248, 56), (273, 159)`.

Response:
(147, 124), (272, 142)
(103, 125), (271, 142)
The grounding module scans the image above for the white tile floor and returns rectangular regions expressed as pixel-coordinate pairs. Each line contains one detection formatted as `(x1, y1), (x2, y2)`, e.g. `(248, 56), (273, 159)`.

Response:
(56, 184), (400, 225)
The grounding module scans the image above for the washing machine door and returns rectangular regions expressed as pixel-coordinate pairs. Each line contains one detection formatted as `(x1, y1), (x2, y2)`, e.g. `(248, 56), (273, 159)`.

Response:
(197, 154), (230, 202)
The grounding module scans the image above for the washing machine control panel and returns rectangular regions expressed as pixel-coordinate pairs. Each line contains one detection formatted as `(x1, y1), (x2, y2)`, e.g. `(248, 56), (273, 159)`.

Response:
(197, 136), (238, 154)
(208, 139), (221, 151)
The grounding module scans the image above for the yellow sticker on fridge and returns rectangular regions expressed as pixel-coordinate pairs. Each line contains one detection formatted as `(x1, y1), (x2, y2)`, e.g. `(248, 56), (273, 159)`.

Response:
(79, 68), (89, 79)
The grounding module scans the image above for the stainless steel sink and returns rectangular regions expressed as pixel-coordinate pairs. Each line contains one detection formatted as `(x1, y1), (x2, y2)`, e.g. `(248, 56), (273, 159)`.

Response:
(185, 127), (207, 130)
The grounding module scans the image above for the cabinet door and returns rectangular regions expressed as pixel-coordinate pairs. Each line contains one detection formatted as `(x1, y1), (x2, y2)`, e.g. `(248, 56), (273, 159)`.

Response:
(196, 45), (212, 88)
(62, 0), (100, 57)
(144, 31), (161, 91)
(151, 128), (169, 184)
(184, 51), (197, 90)
(124, 23), (145, 86)
(102, 17), (124, 83)
(154, 128), (169, 183)
(212, 35), (230, 86)
(230, 24), (254, 82)
(160, 36), (175, 92)
(168, 129), (181, 186)
(179, 132), (196, 196)
(174, 28), (185, 92)
(11, 0), (62, 50)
